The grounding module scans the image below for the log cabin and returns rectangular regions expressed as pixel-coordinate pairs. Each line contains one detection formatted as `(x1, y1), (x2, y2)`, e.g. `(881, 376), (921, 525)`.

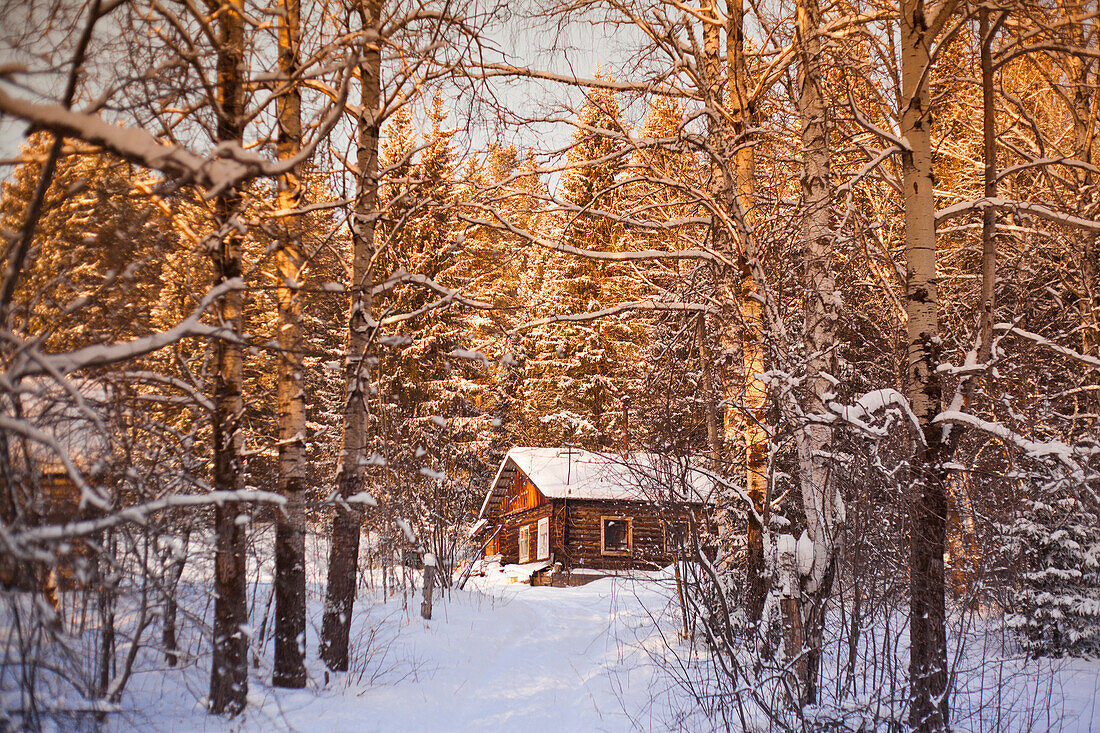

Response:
(0, 383), (107, 595)
(476, 447), (716, 585)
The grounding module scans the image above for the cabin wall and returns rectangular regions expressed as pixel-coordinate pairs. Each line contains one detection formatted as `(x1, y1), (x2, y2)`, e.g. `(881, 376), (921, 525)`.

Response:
(560, 500), (704, 571)
(488, 497), (709, 572)
(498, 469), (545, 515)
(494, 502), (558, 565)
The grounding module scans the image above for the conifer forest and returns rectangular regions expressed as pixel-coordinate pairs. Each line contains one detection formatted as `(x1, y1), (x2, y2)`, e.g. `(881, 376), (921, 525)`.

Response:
(1, 0), (1099, 730)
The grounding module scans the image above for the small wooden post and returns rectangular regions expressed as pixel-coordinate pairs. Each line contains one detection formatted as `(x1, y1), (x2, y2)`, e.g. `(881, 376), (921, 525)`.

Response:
(673, 553), (689, 640)
(420, 553), (435, 620)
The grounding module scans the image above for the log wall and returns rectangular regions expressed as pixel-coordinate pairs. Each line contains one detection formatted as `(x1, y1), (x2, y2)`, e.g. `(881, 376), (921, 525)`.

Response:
(489, 496), (707, 572)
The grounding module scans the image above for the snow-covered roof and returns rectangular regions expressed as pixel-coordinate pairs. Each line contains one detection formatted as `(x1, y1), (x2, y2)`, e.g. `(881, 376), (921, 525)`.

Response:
(478, 447), (717, 519)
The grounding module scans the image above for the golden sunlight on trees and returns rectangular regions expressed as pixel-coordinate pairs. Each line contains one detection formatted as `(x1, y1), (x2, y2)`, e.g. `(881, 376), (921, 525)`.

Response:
(1, 0), (1099, 729)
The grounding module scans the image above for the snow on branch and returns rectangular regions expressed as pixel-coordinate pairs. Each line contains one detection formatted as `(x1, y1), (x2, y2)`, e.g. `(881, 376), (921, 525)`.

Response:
(825, 389), (925, 443)
(371, 269), (493, 310)
(0, 69), (349, 195)
(512, 300), (713, 334)
(0, 88), (262, 193)
(935, 197), (1100, 232)
(10, 278), (243, 380)
(993, 324), (1100, 369)
(933, 411), (1089, 473)
(5, 490), (286, 549)
(0, 414), (107, 510)
(687, 464), (763, 527)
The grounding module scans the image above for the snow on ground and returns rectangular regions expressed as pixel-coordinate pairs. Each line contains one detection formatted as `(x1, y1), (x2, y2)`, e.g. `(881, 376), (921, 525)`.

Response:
(109, 567), (703, 732)
(100, 563), (1100, 733)
(8, 527), (1097, 732)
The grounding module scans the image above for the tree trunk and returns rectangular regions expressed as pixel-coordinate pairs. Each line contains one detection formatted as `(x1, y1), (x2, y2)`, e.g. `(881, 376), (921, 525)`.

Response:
(320, 0), (383, 672)
(700, 0), (767, 624)
(793, 0), (839, 704)
(208, 0), (249, 715)
(163, 529), (190, 667)
(722, 0), (768, 625)
(776, 534), (807, 705)
(1066, 8), (1099, 382)
(900, 0), (953, 728)
(272, 0), (307, 690)
(977, 7), (998, 366)
(695, 312), (721, 465)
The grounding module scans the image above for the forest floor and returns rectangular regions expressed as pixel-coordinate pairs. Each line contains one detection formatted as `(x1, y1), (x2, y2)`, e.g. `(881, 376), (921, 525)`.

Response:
(111, 566), (700, 732)
(99, 559), (1100, 733)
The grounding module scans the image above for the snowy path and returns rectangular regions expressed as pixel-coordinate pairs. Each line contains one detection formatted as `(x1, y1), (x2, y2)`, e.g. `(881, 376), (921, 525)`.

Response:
(119, 572), (695, 732)
(299, 575), (689, 732)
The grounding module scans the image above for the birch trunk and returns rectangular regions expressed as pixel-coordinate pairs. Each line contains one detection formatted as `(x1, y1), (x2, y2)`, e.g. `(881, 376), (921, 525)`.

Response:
(900, 0), (953, 728)
(726, 0), (768, 625)
(420, 560), (435, 621)
(320, 0), (382, 672)
(701, 0), (767, 623)
(793, 0), (839, 704)
(162, 529), (189, 667)
(272, 0), (307, 689)
(208, 0), (248, 714)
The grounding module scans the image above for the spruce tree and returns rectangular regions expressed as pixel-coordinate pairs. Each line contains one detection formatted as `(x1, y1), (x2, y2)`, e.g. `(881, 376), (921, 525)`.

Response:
(518, 83), (647, 449)
(1004, 476), (1100, 656)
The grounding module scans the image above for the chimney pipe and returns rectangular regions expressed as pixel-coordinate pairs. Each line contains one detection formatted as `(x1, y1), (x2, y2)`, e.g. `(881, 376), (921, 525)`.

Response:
(621, 396), (631, 454)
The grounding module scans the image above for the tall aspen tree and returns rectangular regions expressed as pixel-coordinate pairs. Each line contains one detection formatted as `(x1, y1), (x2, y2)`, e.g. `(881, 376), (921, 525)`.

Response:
(900, 0), (956, 728)
(272, 0), (307, 689)
(320, 0), (383, 672)
(792, 0), (838, 704)
(700, 0), (768, 622)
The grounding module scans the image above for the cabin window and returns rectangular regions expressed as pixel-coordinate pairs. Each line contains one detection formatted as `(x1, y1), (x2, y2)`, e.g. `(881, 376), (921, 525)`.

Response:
(664, 522), (688, 552)
(601, 516), (632, 555)
(519, 525), (530, 563)
(537, 517), (550, 560)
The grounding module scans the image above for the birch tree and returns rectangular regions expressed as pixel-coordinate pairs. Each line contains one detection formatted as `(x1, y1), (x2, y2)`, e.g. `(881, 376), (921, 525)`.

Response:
(319, 0), (383, 672)
(206, 0), (250, 713)
(272, 0), (308, 689)
(899, 0), (956, 728)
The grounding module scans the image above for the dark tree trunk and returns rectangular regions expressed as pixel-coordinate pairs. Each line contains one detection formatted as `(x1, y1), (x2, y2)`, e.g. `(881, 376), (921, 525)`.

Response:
(320, 476), (365, 671)
(899, 0), (955, 728)
(272, 0), (307, 690)
(208, 0), (248, 716)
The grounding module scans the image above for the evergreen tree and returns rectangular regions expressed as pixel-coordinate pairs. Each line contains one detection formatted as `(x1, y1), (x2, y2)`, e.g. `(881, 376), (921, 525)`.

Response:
(0, 137), (183, 352)
(373, 93), (488, 559)
(517, 83), (647, 449)
(1004, 476), (1100, 656)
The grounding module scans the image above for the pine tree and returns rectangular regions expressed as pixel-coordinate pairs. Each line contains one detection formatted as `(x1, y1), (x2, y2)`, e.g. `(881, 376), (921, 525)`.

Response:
(0, 137), (182, 352)
(371, 93), (488, 578)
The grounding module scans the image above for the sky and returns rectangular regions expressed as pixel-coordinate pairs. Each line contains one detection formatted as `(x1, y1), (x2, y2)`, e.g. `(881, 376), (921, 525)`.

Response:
(0, 1), (640, 182)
